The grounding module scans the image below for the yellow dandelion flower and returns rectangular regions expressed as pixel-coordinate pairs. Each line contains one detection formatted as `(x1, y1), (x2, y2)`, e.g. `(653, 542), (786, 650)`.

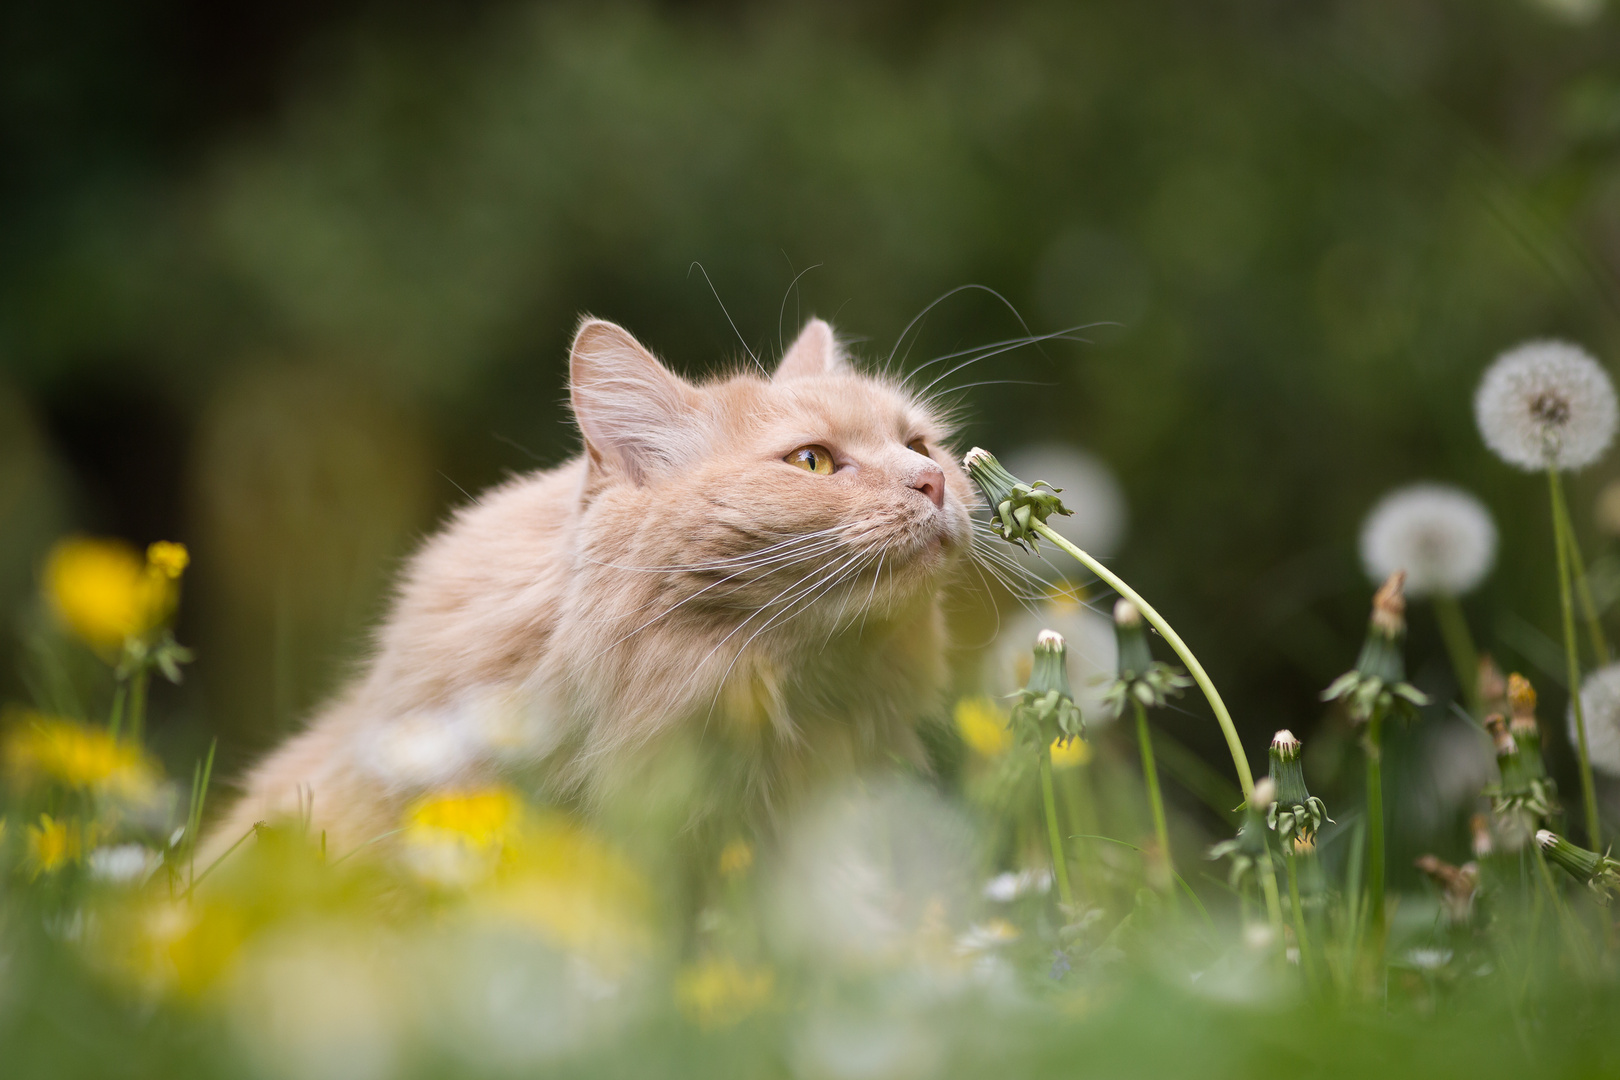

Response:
(145, 541), (190, 580)
(954, 697), (1012, 758)
(44, 537), (179, 651)
(718, 839), (753, 879)
(486, 811), (652, 956)
(405, 787), (522, 850)
(675, 958), (774, 1029)
(26, 813), (81, 877)
(1049, 735), (1092, 769)
(3, 713), (159, 796)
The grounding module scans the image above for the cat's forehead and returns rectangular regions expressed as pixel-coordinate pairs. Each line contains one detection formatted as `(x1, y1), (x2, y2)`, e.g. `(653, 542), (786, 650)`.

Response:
(738, 374), (937, 443)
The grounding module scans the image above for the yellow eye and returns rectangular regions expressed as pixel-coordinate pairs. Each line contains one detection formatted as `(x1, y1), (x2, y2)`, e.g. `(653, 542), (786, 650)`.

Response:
(787, 445), (835, 474)
(907, 438), (929, 456)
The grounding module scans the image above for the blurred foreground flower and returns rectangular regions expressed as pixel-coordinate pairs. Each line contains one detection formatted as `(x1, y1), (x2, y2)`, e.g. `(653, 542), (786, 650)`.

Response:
(3, 712), (159, 798)
(1359, 483), (1496, 598)
(26, 813), (84, 877)
(954, 697), (1011, 758)
(45, 538), (187, 653)
(675, 957), (774, 1028)
(1475, 340), (1617, 472)
(1571, 662), (1620, 777)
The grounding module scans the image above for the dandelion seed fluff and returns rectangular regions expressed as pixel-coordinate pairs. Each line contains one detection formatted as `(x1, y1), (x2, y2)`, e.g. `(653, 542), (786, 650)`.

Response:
(1571, 662), (1620, 777)
(1359, 484), (1497, 597)
(1475, 340), (1618, 472)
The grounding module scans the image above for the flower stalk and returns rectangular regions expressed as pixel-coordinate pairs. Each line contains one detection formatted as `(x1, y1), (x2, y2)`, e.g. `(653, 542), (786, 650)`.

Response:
(1010, 629), (1082, 910)
(964, 448), (1283, 929)
(1549, 467), (1603, 850)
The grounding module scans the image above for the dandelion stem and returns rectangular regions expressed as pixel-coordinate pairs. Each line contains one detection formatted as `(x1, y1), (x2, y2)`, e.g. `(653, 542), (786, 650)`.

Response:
(1550, 473), (1611, 665)
(1364, 710), (1387, 947)
(1029, 520), (1284, 928)
(1132, 697), (1177, 913)
(127, 667), (149, 747)
(1432, 593), (1479, 715)
(1286, 853), (1319, 990)
(1039, 745), (1075, 910)
(108, 679), (127, 740)
(1548, 468), (1602, 849)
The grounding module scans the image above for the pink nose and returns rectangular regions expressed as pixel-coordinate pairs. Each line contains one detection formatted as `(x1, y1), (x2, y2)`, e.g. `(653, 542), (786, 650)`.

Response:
(911, 465), (945, 509)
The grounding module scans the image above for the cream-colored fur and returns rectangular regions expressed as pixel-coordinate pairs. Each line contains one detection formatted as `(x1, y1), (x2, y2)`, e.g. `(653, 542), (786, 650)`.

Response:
(206, 317), (975, 859)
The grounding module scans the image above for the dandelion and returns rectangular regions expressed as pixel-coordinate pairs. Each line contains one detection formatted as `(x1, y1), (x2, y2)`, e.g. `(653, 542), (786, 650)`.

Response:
(26, 814), (81, 877)
(983, 868), (1052, 902)
(1360, 484), (1497, 598)
(1414, 855), (1479, 925)
(87, 844), (162, 886)
(1010, 630), (1082, 909)
(1002, 443), (1127, 567)
(1266, 731), (1330, 846)
(3, 712), (159, 798)
(1571, 662), (1620, 777)
(1470, 813), (1494, 860)
(45, 538), (166, 652)
(1478, 341), (1616, 847)
(953, 697), (1012, 758)
(674, 958), (774, 1028)
(1476, 340), (1617, 472)
(1536, 829), (1620, 901)
(1403, 947), (1453, 972)
(1048, 735), (1091, 768)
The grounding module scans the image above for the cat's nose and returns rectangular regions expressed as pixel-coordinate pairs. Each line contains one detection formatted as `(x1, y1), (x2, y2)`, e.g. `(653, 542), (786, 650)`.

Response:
(911, 465), (945, 509)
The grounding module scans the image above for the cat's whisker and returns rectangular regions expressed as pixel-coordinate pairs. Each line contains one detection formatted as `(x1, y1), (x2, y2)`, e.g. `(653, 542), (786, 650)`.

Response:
(910, 328), (1088, 401)
(898, 325), (1099, 392)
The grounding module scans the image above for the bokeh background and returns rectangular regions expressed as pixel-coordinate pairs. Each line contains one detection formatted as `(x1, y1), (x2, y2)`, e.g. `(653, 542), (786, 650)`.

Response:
(5, 0), (1620, 867)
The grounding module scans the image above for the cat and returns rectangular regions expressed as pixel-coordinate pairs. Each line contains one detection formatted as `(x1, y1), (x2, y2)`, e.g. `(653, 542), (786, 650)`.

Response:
(205, 316), (977, 860)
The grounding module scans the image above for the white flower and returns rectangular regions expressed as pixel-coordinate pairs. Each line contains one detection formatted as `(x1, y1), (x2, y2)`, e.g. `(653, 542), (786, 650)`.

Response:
(952, 918), (1021, 956)
(1404, 947), (1452, 972)
(1475, 340), (1618, 472)
(1359, 483), (1497, 597)
(982, 868), (1052, 902)
(1570, 662), (1620, 777)
(87, 844), (161, 885)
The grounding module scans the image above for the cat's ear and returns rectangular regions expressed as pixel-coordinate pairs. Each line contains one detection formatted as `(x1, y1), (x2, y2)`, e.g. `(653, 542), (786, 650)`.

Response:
(570, 318), (703, 483)
(774, 318), (849, 380)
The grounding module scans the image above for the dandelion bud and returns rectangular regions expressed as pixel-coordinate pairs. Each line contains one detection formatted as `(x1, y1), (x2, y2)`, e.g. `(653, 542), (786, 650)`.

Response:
(1102, 600), (1190, 712)
(1321, 571), (1428, 723)
(1536, 829), (1620, 899)
(1112, 601), (1152, 678)
(1414, 854), (1479, 924)
(1252, 777), (1276, 807)
(1266, 730), (1329, 845)
(1508, 673), (1536, 717)
(1011, 630), (1083, 746)
(962, 448), (1073, 550)
(1505, 673), (1551, 785)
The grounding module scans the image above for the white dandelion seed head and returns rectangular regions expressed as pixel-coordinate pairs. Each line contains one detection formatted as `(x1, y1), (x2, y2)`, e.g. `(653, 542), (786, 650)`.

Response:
(87, 844), (161, 886)
(1359, 483), (1497, 597)
(1475, 340), (1618, 472)
(1571, 662), (1620, 777)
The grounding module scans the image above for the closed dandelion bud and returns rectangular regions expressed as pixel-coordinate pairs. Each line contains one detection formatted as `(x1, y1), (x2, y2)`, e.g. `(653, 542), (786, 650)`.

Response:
(1102, 599), (1191, 713)
(1507, 673), (1551, 784)
(1321, 572), (1429, 723)
(1536, 829), (1620, 900)
(1470, 813), (1494, 860)
(1209, 777), (1275, 889)
(1265, 730), (1330, 845)
(1011, 630), (1084, 747)
(1488, 713), (1552, 821)
(962, 448), (1073, 551)
(1415, 854), (1480, 925)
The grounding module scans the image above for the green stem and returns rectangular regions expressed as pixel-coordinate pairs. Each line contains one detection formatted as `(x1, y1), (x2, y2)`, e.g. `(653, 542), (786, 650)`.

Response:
(1365, 710), (1386, 945)
(127, 667), (150, 747)
(1031, 520), (1284, 929)
(1431, 593), (1479, 716)
(1549, 469), (1603, 850)
(1132, 698), (1177, 914)
(1286, 854), (1319, 990)
(1550, 473), (1611, 665)
(108, 679), (127, 740)
(1040, 746), (1075, 910)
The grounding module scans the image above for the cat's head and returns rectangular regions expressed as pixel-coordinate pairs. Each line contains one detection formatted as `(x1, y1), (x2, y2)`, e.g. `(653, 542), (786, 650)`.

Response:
(568, 317), (976, 627)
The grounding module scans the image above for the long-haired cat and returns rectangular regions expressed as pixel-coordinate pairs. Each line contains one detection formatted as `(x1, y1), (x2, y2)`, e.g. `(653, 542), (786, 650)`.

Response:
(207, 317), (976, 858)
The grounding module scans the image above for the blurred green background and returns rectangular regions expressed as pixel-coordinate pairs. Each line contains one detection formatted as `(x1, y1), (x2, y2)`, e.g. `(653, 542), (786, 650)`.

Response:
(4, 0), (1620, 861)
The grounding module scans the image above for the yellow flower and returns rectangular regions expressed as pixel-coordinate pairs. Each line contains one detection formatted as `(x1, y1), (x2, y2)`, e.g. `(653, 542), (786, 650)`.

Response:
(1050, 735), (1092, 769)
(44, 537), (181, 651)
(26, 813), (82, 876)
(675, 958), (774, 1028)
(145, 541), (190, 579)
(405, 787), (522, 850)
(4, 712), (159, 797)
(955, 697), (1012, 758)
(718, 839), (753, 879)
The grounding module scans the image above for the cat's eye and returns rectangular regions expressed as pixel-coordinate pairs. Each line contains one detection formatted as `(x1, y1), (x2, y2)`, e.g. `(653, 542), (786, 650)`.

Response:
(786, 445), (835, 475)
(907, 438), (929, 456)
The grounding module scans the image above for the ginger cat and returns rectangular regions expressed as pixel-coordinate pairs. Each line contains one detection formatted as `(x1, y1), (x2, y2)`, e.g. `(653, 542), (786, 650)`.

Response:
(208, 317), (975, 858)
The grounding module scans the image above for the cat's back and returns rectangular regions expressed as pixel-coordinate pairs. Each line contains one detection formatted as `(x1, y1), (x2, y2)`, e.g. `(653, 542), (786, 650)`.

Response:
(365, 458), (587, 706)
